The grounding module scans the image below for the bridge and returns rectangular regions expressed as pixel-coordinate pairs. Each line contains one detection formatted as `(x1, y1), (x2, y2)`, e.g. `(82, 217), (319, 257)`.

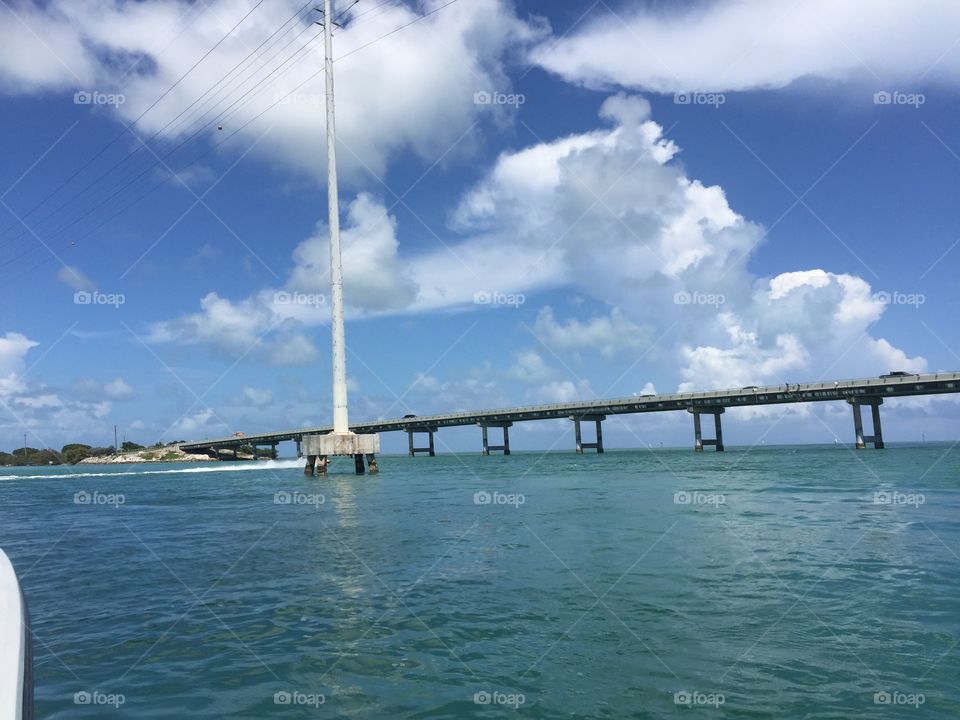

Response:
(179, 371), (960, 466)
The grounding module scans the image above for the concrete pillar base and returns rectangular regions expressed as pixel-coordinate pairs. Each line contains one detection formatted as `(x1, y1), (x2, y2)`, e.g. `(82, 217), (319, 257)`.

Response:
(847, 398), (884, 449)
(571, 415), (605, 453)
(406, 428), (437, 457)
(688, 407), (725, 452)
(304, 455), (317, 476)
(480, 422), (511, 455)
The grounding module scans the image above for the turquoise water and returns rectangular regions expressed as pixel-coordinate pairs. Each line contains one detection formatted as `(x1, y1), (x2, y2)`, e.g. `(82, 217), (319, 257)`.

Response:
(1, 444), (959, 718)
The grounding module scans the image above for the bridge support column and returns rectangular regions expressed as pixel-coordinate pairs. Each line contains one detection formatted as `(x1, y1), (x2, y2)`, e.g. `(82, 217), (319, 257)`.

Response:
(304, 455), (317, 476)
(688, 407), (725, 452)
(295, 438), (302, 458)
(406, 427), (437, 457)
(847, 398), (884, 449)
(302, 434), (379, 474)
(480, 422), (511, 455)
(571, 415), (605, 453)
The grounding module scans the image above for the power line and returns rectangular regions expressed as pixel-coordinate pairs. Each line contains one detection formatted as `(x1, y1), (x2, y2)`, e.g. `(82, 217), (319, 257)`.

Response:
(0, 0), (315, 250)
(0, 0), (270, 239)
(9, 0), (464, 278)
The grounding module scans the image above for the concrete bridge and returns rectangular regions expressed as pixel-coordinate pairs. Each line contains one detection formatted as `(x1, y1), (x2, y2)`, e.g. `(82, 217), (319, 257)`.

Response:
(178, 371), (960, 461)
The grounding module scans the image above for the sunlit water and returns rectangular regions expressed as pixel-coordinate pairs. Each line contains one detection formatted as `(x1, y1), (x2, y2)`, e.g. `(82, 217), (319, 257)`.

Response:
(1, 444), (959, 718)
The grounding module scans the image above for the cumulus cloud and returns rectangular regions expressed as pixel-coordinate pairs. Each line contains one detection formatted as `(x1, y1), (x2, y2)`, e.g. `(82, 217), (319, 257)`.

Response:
(104, 377), (134, 399)
(56, 265), (96, 292)
(0, 332), (37, 397)
(532, 0), (960, 93)
(533, 306), (652, 359)
(0, 0), (543, 183)
(152, 92), (924, 400)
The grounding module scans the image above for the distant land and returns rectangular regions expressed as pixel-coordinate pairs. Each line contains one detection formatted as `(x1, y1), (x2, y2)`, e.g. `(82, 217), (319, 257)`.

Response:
(0, 441), (218, 466)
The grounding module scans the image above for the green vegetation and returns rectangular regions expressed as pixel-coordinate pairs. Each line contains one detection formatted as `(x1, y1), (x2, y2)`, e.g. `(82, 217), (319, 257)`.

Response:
(0, 439), (174, 465)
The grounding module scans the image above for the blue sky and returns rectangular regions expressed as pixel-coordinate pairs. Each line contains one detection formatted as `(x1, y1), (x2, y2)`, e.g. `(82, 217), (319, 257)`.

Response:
(1, 0), (959, 454)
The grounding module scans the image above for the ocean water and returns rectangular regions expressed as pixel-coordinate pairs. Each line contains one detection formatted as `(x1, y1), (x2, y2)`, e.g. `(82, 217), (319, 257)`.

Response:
(1, 443), (959, 718)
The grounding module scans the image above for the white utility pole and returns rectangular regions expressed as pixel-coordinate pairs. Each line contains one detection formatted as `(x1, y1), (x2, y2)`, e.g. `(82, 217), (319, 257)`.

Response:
(301, 0), (379, 474)
(323, 0), (349, 435)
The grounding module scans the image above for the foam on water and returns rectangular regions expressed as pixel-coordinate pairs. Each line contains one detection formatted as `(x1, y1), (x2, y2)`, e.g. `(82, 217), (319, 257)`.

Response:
(0, 458), (303, 481)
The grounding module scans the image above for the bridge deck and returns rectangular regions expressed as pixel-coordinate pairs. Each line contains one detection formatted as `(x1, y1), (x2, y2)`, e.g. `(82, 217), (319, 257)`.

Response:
(179, 372), (960, 451)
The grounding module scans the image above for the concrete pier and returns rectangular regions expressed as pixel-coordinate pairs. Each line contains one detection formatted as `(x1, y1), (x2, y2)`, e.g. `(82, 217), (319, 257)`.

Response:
(406, 427), (437, 457)
(847, 397), (884, 448)
(689, 407), (724, 452)
(303, 433), (379, 474)
(481, 422), (511, 455)
(572, 414), (605, 453)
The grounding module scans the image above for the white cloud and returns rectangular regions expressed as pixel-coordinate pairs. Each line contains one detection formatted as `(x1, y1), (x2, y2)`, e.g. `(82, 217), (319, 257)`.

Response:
(241, 386), (273, 408)
(0, 332), (37, 397)
(56, 266), (96, 292)
(507, 350), (557, 383)
(104, 377), (134, 400)
(151, 93), (924, 405)
(533, 306), (651, 359)
(532, 0), (960, 93)
(0, 0), (543, 183)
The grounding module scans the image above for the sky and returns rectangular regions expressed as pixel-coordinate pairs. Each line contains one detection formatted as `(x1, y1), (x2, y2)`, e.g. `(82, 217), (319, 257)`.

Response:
(0, 0), (959, 454)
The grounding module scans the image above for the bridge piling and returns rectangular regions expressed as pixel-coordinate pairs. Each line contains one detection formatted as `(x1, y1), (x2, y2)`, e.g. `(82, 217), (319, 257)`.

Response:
(689, 407), (724, 451)
(572, 415), (605, 453)
(406, 427), (437, 457)
(304, 455), (317, 476)
(480, 422), (511, 455)
(848, 398), (884, 448)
